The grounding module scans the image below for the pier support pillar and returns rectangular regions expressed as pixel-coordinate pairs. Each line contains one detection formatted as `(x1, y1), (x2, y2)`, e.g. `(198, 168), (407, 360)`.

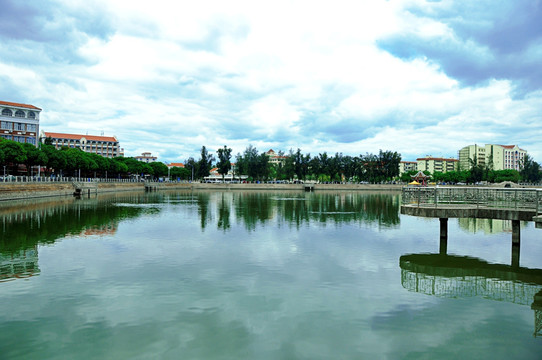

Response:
(512, 220), (521, 245)
(439, 218), (448, 255)
(511, 220), (521, 268)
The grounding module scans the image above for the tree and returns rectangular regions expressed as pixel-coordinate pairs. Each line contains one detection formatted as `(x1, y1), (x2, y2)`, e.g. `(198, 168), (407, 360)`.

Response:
(41, 144), (67, 176)
(467, 156), (484, 184)
(185, 157), (197, 181)
(236, 145), (259, 181)
(197, 146), (214, 180)
(256, 152), (270, 181)
(0, 139), (27, 167)
(282, 151), (295, 181)
(216, 145), (232, 182)
(170, 166), (190, 180)
(520, 154), (541, 183)
(488, 169), (521, 183)
(43, 137), (54, 146)
(22, 143), (48, 176)
(149, 162), (168, 179)
(293, 148), (310, 181)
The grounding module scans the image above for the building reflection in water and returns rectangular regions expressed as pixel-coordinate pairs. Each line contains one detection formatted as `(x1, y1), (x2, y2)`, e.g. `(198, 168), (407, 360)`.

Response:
(0, 246), (40, 282)
(400, 253), (542, 337)
(457, 218), (529, 235)
(0, 192), (155, 283)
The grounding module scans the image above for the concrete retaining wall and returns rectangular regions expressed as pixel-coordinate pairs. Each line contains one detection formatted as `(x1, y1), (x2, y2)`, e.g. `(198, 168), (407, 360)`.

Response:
(0, 182), (400, 201)
(191, 183), (403, 191)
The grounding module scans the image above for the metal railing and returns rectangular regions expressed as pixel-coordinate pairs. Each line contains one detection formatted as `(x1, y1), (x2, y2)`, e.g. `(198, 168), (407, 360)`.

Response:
(0, 176), (191, 184)
(402, 186), (542, 214)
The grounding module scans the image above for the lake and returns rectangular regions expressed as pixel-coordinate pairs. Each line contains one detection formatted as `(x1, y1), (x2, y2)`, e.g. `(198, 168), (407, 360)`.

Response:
(1, 190), (541, 359)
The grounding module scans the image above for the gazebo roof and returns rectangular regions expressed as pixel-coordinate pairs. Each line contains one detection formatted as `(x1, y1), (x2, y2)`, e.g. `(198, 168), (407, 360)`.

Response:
(411, 171), (429, 180)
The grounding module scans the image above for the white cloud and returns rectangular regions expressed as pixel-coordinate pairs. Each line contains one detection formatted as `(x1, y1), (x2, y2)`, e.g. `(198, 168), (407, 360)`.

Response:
(2, 0), (541, 162)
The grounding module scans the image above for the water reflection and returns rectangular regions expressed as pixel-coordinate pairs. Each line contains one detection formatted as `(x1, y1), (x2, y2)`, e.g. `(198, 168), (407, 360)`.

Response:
(458, 218), (529, 235)
(231, 191), (401, 231)
(400, 253), (542, 337)
(0, 247), (39, 282)
(0, 192), (162, 255)
(0, 190), (401, 249)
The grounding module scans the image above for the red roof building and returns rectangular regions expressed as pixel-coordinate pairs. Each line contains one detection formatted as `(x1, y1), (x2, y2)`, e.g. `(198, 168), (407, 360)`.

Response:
(41, 131), (123, 158)
(0, 100), (42, 147)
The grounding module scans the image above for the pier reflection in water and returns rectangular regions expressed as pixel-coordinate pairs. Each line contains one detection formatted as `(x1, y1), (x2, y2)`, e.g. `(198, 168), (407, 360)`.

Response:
(400, 253), (542, 337)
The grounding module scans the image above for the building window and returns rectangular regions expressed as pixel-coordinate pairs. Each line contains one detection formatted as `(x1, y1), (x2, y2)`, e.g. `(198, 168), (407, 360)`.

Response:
(15, 110), (25, 118)
(1, 134), (11, 140)
(27, 124), (36, 132)
(14, 136), (25, 143)
(28, 111), (35, 119)
(1, 121), (10, 130)
(1, 109), (12, 116)
(16, 123), (25, 131)
(26, 137), (36, 145)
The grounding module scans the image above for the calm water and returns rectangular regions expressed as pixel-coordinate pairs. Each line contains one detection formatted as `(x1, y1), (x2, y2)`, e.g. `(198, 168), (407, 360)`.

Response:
(1, 190), (541, 359)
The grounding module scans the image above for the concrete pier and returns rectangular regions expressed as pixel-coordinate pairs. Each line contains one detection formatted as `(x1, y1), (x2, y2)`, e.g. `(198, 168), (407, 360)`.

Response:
(439, 218), (448, 255)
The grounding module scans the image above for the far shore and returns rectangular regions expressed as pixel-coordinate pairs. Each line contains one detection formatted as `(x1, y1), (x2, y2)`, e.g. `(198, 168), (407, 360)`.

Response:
(0, 182), (405, 202)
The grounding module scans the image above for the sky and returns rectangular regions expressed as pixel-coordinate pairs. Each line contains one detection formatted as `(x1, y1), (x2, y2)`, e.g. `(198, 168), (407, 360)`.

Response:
(1, 0), (541, 163)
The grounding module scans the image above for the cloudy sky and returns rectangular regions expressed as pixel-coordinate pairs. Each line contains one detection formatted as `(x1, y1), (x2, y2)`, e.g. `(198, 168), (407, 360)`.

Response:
(1, 0), (541, 163)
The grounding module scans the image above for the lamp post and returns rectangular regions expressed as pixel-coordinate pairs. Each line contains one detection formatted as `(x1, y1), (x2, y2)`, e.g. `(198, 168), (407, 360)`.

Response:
(168, 166), (171, 182)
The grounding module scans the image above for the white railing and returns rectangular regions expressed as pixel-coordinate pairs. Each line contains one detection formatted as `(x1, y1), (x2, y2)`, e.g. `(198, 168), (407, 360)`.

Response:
(0, 176), (192, 184)
(402, 186), (542, 213)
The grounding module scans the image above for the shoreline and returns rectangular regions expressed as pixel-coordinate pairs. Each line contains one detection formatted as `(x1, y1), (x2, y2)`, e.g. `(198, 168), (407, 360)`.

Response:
(0, 182), (403, 201)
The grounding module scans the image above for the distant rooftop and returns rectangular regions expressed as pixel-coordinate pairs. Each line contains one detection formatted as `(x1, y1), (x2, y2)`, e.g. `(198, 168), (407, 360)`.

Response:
(43, 132), (117, 142)
(0, 100), (41, 111)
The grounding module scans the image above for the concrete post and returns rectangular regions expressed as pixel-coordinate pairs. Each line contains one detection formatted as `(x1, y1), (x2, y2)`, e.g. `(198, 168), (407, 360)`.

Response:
(512, 220), (520, 245)
(439, 218), (448, 255)
(511, 219), (520, 268)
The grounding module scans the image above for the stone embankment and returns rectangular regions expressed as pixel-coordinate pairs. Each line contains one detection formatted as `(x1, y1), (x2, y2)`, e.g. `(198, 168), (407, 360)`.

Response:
(0, 182), (402, 201)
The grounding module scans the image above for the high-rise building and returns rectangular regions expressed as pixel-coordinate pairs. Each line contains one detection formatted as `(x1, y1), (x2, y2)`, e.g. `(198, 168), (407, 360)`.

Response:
(0, 100), (41, 146)
(485, 144), (526, 171)
(459, 144), (527, 171)
(458, 144), (486, 170)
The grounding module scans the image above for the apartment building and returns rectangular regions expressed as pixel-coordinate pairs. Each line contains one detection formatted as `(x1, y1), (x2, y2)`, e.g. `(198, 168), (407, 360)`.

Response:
(417, 156), (458, 173)
(41, 131), (123, 158)
(0, 100), (41, 146)
(399, 161), (417, 175)
(485, 144), (526, 171)
(458, 144), (486, 170)
(459, 144), (527, 171)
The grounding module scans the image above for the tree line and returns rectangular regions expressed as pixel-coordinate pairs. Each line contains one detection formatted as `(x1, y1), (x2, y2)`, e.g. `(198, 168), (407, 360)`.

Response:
(2, 136), (538, 184)
(0, 138), (190, 179)
(186, 145), (402, 183)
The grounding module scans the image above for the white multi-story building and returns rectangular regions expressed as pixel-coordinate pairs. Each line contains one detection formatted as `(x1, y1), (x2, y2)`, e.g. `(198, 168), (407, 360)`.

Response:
(459, 144), (527, 171)
(0, 100), (41, 146)
(417, 156), (458, 173)
(41, 131), (123, 158)
(458, 144), (486, 170)
(399, 161), (417, 175)
(485, 144), (527, 171)
(135, 152), (157, 163)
